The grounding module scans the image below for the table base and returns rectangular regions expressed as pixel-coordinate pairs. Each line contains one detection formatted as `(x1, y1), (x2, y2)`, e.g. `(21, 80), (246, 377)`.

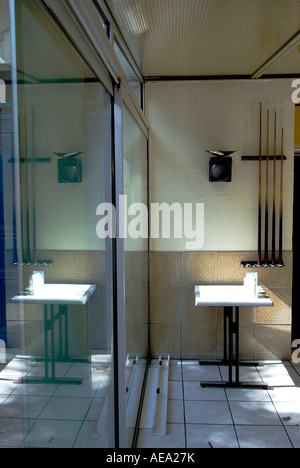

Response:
(21, 304), (85, 385)
(200, 306), (269, 390)
(199, 360), (262, 367)
(200, 381), (270, 390)
(16, 377), (83, 385)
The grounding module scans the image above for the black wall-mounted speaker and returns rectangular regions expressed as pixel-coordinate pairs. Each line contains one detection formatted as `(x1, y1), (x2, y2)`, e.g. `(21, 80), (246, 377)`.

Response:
(209, 157), (232, 182)
(58, 159), (82, 183)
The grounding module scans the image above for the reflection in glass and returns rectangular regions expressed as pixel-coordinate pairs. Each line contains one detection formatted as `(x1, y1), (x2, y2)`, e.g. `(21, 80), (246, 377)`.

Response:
(8, 0), (114, 448)
(0, 0), (150, 448)
(123, 105), (149, 447)
(0, 0), (12, 353)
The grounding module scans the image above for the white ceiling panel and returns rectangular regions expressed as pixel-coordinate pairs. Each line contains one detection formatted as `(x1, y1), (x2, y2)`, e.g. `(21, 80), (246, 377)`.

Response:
(105, 0), (300, 78)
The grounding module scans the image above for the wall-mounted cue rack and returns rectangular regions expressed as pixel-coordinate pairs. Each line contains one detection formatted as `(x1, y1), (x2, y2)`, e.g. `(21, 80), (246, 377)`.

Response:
(241, 156), (287, 161)
(241, 104), (286, 269)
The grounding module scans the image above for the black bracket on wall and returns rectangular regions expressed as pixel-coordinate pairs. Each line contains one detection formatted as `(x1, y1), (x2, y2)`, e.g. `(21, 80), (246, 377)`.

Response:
(241, 156), (287, 161)
(241, 260), (285, 268)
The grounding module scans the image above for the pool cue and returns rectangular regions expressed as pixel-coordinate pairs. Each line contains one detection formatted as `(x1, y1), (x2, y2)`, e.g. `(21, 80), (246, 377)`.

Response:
(24, 114), (31, 264)
(10, 132), (18, 265)
(264, 111), (270, 266)
(257, 103), (262, 266)
(278, 128), (284, 266)
(271, 113), (277, 266)
(32, 107), (37, 265)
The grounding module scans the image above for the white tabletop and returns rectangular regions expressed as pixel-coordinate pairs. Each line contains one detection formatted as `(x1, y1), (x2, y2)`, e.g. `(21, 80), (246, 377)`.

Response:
(195, 285), (274, 307)
(11, 284), (96, 306)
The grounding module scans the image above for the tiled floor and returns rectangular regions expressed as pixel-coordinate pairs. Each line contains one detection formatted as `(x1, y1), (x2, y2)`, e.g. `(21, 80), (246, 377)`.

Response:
(0, 354), (111, 448)
(138, 360), (300, 449)
(3, 355), (300, 448)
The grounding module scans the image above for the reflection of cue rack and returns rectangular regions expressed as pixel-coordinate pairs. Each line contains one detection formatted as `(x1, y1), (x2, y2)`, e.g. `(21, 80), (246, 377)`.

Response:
(241, 105), (286, 269)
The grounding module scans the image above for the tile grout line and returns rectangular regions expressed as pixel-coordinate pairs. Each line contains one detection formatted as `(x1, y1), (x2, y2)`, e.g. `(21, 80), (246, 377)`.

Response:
(258, 364), (295, 448)
(268, 394), (295, 448)
(222, 366), (241, 449)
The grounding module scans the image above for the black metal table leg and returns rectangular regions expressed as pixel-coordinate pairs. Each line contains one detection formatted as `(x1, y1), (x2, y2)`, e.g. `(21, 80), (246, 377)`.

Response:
(50, 305), (56, 380)
(17, 303), (82, 385)
(235, 307), (240, 384)
(224, 307), (229, 363)
(44, 304), (49, 380)
(228, 307), (233, 384)
(201, 306), (269, 390)
(199, 306), (262, 368)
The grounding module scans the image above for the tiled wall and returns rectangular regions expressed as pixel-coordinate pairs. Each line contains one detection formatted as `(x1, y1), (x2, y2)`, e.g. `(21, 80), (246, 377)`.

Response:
(7, 249), (292, 362)
(150, 251), (292, 361)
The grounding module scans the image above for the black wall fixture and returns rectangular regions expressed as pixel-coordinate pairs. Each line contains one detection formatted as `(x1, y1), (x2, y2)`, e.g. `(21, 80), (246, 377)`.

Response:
(207, 151), (236, 183)
(55, 152), (83, 184)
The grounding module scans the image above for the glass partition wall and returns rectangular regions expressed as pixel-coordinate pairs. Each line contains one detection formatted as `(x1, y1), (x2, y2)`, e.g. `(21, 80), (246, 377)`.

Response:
(0, 0), (13, 352)
(0, 0), (149, 448)
(15, 0), (116, 448)
(123, 105), (149, 447)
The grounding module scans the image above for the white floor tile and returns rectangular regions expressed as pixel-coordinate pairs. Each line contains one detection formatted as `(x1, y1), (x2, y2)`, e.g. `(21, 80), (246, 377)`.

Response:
(182, 363), (221, 382)
(229, 401), (282, 426)
(236, 425), (293, 448)
(54, 379), (95, 398)
(273, 401), (300, 426)
(74, 420), (110, 448)
(225, 388), (271, 402)
(0, 417), (33, 447)
(185, 400), (232, 425)
(169, 362), (182, 381)
(184, 381), (227, 401)
(268, 386), (300, 402)
(0, 394), (48, 419)
(285, 426), (300, 448)
(137, 424), (185, 448)
(186, 424), (239, 449)
(85, 397), (105, 421)
(24, 419), (82, 448)
(257, 364), (295, 386)
(12, 383), (58, 397)
(220, 366), (263, 383)
(168, 381), (183, 400)
(39, 396), (92, 421)
(167, 400), (184, 424)
(0, 380), (18, 396)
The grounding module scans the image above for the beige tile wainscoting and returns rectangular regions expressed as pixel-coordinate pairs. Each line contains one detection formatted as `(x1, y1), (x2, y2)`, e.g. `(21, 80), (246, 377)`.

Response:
(150, 251), (292, 361)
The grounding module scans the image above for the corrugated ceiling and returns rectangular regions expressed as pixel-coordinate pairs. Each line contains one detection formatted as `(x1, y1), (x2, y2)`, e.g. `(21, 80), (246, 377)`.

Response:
(105, 0), (300, 78)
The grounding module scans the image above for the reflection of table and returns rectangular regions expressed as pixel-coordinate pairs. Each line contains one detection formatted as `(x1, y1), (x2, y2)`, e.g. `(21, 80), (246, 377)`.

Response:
(194, 285), (274, 389)
(11, 284), (96, 385)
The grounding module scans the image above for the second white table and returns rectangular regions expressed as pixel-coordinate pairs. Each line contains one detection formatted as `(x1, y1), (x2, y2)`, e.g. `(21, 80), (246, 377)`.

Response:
(194, 285), (274, 389)
(11, 284), (96, 385)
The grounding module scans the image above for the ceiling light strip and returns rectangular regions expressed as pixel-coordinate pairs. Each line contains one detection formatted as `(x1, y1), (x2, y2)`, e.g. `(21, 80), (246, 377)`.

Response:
(252, 30), (300, 79)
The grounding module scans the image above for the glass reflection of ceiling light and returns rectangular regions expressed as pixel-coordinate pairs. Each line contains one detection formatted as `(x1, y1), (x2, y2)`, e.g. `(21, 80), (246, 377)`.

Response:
(0, 57), (6, 64)
(124, 5), (148, 35)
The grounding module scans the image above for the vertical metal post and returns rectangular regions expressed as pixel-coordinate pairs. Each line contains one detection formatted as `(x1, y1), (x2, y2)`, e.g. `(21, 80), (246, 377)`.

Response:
(228, 307), (233, 384)
(63, 305), (69, 358)
(113, 83), (126, 448)
(59, 308), (63, 359)
(44, 305), (49, 379)
(235, 307), (240, 384)
(224, 307), (229, 363)
(50, 305), (55, 380)
(10, 0), (24, 272)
